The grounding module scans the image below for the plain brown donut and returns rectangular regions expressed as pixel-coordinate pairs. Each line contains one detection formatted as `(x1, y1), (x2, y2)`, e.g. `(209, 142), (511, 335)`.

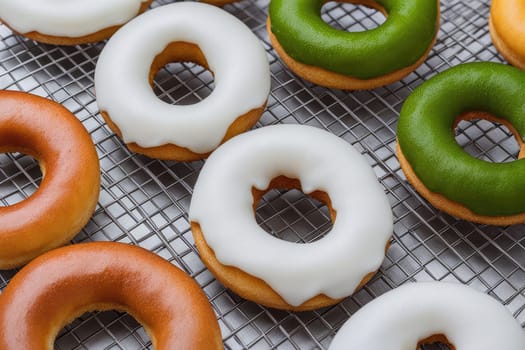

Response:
(0, 90), (100, 268)
(0, 242), (223, 349)
(0, 1), (153, 45)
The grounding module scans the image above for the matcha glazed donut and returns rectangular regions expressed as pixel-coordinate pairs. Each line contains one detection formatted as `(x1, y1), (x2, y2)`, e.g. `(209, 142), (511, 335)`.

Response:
(397, 62), (525, 225)
(268, 0), (440, 90)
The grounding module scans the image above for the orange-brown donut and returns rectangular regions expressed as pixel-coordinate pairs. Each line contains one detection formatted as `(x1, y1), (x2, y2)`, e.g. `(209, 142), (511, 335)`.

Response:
(490, 0), (525, 71)
(0, 91), (100, 268)
(0, 242), (223, 349)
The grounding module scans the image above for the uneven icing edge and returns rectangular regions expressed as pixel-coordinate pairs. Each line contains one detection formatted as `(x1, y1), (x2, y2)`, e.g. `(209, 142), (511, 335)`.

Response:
(95, 2), (270, 153)
(0, 0), (148, 37)
(189, 125), (393, 306)
(329, 282), (525, 350)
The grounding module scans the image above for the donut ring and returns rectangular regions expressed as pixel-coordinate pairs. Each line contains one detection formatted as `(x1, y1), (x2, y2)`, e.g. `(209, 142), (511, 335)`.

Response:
(0, 0), (152, 45)
(328, 282), (525, 350)
(397, 62), (525, 225)
(490, 0), (525, 71)
(0, 91), (99, 269)
(190, 125), (393, 310)
(267, 0), (439, 90)
(0, 242), (223, 349)
(95, 2), (270, 161)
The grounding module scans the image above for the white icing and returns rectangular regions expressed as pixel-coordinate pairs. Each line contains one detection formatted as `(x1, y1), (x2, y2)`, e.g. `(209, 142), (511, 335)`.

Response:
(329, 282), (525, 350)
(95, 2), (270, 153)
(189, 125), (393, 306)
(0, 0), (148, 37)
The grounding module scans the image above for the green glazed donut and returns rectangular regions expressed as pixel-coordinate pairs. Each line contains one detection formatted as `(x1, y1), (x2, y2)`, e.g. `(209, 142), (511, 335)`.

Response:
(268, 0), (439, 88)
(397, 62), (525, 225)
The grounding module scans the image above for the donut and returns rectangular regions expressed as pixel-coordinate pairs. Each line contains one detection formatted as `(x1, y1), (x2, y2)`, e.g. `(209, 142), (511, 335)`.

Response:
(0, 91), (99, 269)
(0, 0), (152, 45)
(329, 282), (525, 350)
(189, 125), (393, 311)
(397, 62), (525, 225)
(0, 242), (223, 349)
(267, 0), (440, 90)
(490, 0), (525, 71)
(95, 2), (270, 161)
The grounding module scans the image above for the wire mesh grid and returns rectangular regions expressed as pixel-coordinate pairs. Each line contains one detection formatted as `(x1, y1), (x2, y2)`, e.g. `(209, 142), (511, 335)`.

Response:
(0, 0), (524, 349)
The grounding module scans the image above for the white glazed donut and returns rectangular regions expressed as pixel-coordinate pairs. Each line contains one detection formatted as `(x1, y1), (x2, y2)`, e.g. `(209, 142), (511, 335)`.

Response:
(189, 124), (393, 310)
(95, 2), (271, 161)
(0, 0), (152, 45)
(329, 282), (525, 350)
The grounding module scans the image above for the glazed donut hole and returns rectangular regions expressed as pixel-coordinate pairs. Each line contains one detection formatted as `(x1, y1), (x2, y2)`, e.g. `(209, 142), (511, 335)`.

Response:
(0, 152), (42, 206)
(321, 0), (386, 32)
(55, 311), (151, 349)
(454, 111), (524, 163)
(150, 42), (214, 105)
(252, 176), (334, 243)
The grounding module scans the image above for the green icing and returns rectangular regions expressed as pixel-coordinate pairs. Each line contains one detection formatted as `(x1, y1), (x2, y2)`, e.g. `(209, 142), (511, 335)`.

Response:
(397, 62), (525, 216)
(269, 0), (438, 79)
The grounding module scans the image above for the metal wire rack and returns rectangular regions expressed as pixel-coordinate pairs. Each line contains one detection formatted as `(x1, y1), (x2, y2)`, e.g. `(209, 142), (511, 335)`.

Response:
(0, 0), (524, 349)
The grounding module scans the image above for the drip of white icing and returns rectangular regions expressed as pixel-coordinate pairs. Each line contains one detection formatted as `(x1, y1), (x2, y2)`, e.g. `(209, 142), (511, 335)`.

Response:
(95, 2), (270, 153)
(329, 282), (525, 350)
(0, 0), (148, 37)
(189, 125), (393, 306)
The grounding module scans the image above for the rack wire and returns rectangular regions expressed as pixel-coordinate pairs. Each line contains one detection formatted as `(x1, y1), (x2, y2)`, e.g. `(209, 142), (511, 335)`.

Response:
(1, 0), (524, 349)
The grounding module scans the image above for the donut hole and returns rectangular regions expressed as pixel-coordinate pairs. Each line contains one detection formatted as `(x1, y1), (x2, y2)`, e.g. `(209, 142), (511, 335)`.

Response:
(418, 334), (455, 350)
(321, 0), (387, 32)
(0, 152), (42, 206)
(55, 310), (152, 349)
(454, 112), (522, 163)
(150, 42), (214, 106)
(253, 176), (334, 243)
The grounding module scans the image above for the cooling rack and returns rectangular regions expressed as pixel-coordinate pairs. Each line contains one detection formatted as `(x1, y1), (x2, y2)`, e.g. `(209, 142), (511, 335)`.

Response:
(0, 0), (524, 349)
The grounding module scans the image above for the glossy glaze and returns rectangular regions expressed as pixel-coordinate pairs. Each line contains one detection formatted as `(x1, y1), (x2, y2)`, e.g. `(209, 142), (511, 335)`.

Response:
(0, 91), (100, 268)
(0, 242), (223, 349)
(490, 0), (525, 70)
